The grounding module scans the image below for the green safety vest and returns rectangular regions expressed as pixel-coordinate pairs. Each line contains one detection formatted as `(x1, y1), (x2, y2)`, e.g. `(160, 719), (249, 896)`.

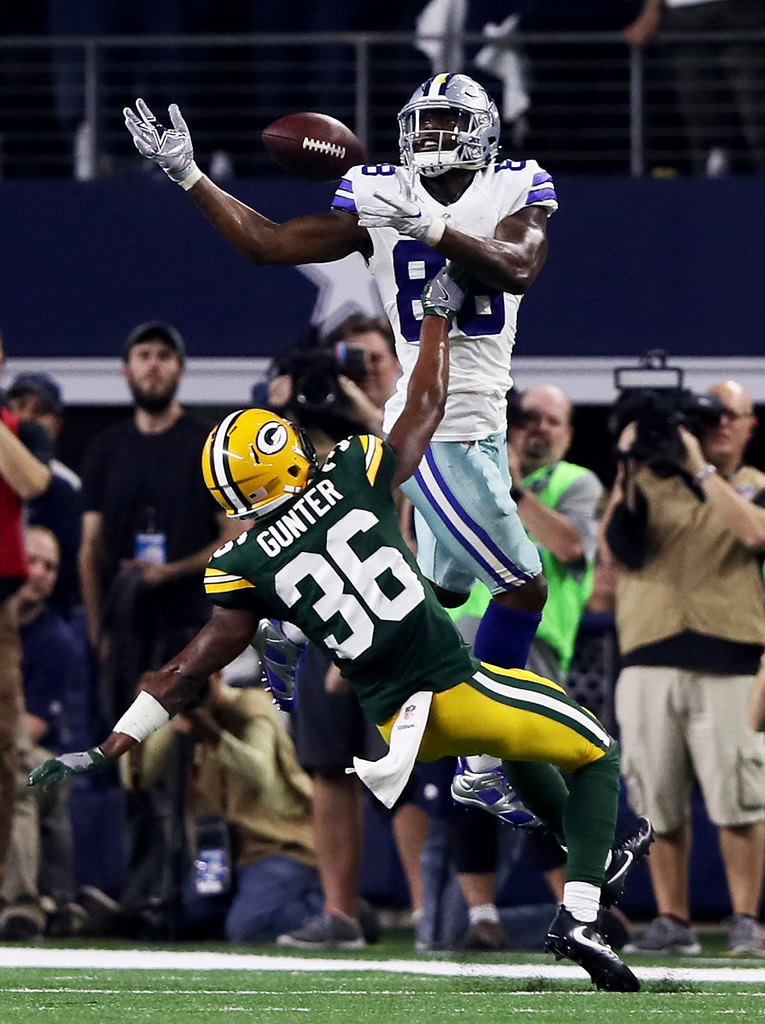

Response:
(447, 460), (595, 675)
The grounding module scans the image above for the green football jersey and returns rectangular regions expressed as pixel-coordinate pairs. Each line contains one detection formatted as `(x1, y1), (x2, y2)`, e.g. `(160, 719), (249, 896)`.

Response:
(205, 434), (476, 723)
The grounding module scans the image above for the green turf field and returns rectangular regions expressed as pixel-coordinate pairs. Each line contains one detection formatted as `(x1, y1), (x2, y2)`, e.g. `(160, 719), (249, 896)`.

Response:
(0, 933), (764, 1023)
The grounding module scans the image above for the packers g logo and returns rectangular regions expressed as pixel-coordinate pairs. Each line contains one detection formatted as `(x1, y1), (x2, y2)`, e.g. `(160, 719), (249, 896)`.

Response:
(256, 421), (289, 456)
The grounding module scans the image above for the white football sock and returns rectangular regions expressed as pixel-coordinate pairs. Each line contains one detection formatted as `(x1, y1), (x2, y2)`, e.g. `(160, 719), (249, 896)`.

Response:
(563, 881), (600, 923)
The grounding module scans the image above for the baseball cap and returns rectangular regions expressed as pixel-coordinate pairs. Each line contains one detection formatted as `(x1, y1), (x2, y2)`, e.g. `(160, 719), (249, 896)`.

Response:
(7, 372), (64, 416)
(121, 321), (186, 364)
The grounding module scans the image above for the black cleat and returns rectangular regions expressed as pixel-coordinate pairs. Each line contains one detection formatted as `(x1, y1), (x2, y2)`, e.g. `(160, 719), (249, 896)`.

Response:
(601, 816), (654, 908)
(545, 906), (640, 992)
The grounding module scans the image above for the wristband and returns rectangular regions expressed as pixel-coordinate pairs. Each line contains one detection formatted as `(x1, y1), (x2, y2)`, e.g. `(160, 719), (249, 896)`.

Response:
(114, 691), (170, 742)
(510, 485), (526, 503)
(693, 463), (717, 485)
(424, 217), (446, 246)
(178, 164), (204, 190)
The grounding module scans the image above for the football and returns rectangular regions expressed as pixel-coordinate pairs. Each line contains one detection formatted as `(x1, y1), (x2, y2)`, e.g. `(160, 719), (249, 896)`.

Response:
(261, 112), (367, 181)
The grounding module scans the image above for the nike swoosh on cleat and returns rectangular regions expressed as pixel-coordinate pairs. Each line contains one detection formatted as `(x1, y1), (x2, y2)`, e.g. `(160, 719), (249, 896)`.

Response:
(570, 925), (612, 955)
(609, 850), (633, 882)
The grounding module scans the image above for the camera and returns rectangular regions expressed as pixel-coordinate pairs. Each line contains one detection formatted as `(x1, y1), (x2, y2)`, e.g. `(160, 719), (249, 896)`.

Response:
(609, 350), (724, 462)
(278, 343), (367, 414)
(260, 339), (371, 441)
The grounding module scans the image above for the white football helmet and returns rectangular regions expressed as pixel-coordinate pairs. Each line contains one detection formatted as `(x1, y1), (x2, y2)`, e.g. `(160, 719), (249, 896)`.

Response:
(398, 72), (501, 177)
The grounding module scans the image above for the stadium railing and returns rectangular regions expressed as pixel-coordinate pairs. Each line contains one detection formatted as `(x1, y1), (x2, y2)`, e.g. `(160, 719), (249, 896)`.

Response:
(0, 29), (763, 179)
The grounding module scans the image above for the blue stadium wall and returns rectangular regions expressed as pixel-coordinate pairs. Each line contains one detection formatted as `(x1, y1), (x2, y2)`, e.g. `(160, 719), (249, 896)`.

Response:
(7, 171), (762, 919)
(2, 173), (763, 363)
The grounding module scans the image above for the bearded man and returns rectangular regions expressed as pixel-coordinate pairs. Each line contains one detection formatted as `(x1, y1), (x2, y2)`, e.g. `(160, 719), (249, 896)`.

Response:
(77, 320), (237, 937)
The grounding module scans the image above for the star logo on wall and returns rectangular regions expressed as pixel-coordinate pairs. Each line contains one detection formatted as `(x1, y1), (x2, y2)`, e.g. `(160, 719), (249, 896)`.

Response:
(297, 253), (385, 338)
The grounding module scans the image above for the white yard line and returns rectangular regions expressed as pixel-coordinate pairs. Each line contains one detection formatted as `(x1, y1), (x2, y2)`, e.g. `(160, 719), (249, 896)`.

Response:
(0, 947), (763, 984)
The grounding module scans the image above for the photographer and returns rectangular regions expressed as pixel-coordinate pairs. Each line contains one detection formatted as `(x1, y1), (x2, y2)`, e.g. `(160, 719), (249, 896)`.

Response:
(136, 667), (323, 944)
(602, 378), (765, 957)
(265, 315), (400, 452)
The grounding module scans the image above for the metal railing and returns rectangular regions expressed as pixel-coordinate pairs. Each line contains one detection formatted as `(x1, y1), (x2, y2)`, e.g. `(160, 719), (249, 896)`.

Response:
(0, 30), (763, 179)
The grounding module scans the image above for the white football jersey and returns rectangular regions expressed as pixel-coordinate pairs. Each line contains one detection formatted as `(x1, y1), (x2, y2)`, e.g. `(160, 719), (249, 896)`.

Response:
(332, 161), (558, 441)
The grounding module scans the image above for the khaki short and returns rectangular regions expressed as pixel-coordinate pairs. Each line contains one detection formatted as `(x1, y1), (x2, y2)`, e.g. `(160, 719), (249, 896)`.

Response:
(615, 665), (765, 832)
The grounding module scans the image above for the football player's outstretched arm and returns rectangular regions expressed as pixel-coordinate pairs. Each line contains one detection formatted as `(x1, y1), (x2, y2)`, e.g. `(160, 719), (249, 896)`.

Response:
(437, 204), (549, 295)
(28, 604), (260, 790)
(357, 173), (549, 295)
(190, 182), (364, 266)
(123, 98), (365, 266)
(388, 265), (466, 487)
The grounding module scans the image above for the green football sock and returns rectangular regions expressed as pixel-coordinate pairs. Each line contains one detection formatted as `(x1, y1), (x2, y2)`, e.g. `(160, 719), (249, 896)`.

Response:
(503, 759), (568, 845)
(562, 742), (621, 886)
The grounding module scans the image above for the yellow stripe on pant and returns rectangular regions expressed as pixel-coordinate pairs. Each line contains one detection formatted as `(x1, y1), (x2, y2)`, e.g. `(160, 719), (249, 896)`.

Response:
(378, 662), (613, 775)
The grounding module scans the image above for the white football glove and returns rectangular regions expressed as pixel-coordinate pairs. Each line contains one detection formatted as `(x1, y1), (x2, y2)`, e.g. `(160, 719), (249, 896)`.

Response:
(358, 184), (446, 246)
(421, 263), (469, 323)
(123, 98), (202, 189)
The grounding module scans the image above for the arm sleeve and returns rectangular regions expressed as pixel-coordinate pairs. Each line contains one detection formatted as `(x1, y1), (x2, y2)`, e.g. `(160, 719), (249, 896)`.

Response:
(555, 471), (604, 571)
(605, 485), (650, 569)
(524, 161), (558, 216)
(331, 165), (365, 214)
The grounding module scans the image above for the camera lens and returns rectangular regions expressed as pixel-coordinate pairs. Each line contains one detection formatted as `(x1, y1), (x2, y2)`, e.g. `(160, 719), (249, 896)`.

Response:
(294, 369), (338, 411)
(336, 345), (367, 382)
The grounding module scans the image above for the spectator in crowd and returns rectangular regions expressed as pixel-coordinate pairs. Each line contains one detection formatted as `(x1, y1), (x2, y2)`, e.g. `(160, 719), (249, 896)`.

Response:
(136, 663), (324, 943)
(264, 314), (400, 447)
(413, 1), (643, 172)
(280, 643), (427, 949)
(77, 320), (238, 937)
(603, 379), (765, 956)
(446, 384), (606, 949)
(0, 332), (51, 920)
(0, 525), (117, 940)
(624, 0), (765, 174)
(506, 385), (604, 682)
(7, 372), (83, 620)
(32, 272), (652, 992)
(17, 527), (81, 749)
(323, 314), (402, 431)
(266, 314), (425, 950)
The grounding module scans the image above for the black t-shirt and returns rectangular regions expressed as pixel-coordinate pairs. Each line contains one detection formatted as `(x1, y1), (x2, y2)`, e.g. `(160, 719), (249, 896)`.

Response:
(80, 413), (221, 629)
